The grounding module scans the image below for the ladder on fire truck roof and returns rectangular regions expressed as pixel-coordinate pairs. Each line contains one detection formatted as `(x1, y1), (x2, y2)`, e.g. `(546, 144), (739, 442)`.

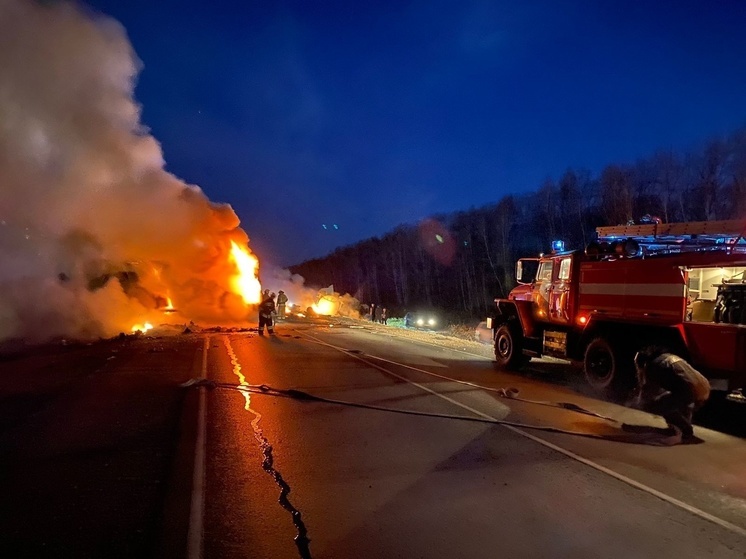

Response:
(595, 219), (746, 255)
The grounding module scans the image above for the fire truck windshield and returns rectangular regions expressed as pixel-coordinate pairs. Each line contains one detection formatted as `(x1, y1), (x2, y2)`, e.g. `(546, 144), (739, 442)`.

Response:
(537, 261), (553, 282)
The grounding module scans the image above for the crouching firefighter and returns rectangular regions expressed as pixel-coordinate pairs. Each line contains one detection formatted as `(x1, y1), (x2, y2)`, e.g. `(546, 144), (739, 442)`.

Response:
(258, 290), (276, 335)
(632, 348), (711, 440)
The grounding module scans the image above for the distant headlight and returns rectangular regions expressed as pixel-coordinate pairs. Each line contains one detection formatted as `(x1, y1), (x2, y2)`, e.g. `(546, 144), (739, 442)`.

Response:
(428, 318), (436, 326)
(416, 318), (424, 325)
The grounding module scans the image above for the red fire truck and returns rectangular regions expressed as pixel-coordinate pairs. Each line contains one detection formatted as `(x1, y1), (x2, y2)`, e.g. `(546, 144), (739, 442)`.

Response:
(489, 220), (746, 399)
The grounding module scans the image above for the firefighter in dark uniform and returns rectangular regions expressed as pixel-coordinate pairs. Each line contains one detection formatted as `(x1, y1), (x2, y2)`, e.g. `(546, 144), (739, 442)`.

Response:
(633, 348), (711, 439)
(258, 291), (276, 335)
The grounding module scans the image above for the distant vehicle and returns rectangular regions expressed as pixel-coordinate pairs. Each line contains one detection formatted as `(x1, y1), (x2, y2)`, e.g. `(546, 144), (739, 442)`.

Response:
(404, 311), (440, 330)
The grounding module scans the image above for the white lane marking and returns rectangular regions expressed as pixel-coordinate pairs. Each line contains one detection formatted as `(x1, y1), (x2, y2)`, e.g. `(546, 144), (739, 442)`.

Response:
(318, 324), (497, 362)
(187, 336), (209, 559)
(497, 423), (746, 538)
(368, 328), (569, 377)
(304, 330), (569, 407)
(302, 334), (502, 419)
(372, 331), (599, 385)
(301, 331), (746, 540)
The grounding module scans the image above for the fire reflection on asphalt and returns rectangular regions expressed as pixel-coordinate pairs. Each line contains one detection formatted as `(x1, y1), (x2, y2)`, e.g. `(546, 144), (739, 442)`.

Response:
(223, 336), (312, 559)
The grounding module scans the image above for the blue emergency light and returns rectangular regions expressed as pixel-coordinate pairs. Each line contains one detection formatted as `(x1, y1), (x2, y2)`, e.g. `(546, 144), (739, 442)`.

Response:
(551, 240), (565, 252)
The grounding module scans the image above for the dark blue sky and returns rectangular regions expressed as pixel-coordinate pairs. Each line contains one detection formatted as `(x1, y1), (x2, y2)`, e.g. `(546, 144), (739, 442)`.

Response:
(83, 0), (746, 266)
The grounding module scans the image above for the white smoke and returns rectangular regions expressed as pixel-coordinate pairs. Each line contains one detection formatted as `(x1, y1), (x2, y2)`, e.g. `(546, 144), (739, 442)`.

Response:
(0, 0), (258, 342)
(260, 264), (361, 318)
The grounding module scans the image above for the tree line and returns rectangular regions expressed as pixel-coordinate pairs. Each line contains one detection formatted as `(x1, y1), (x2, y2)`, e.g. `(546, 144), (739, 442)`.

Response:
(290, 127), (746, 321)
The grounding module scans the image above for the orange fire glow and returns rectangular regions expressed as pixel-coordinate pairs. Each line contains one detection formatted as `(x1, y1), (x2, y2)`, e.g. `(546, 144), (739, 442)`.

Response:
(229, 241), (261, 305)
(312, 296), (337, 316)
(131, 322), (153, 333)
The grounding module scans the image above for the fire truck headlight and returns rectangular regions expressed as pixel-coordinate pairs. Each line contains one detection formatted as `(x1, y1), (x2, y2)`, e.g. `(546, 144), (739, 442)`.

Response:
(428, 318), (436, 326)
(417, 318), (424, 326)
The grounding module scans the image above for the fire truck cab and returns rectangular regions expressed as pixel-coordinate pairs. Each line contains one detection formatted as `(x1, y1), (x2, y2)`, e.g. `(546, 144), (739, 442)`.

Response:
(489, 220), (746, 398)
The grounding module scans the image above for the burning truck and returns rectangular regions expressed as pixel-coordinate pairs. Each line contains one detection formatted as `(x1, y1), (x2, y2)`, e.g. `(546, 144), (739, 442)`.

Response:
(78, 238), (264, 334)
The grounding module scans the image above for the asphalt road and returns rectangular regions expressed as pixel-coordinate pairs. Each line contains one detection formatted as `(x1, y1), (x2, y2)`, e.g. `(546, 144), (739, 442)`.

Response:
(1, 318), (745, 558)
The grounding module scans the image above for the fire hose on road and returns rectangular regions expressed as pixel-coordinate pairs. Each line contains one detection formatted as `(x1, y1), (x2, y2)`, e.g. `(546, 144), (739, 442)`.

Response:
(181, 378), (683, 446)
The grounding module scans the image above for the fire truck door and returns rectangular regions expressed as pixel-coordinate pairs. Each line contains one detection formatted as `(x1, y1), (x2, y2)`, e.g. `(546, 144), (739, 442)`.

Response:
(548, 256), (572, 324)
(533, 260), (554, 319)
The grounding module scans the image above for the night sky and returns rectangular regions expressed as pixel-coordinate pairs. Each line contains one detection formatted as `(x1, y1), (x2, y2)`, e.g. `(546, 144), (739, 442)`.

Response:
(82, 0), (746, 267)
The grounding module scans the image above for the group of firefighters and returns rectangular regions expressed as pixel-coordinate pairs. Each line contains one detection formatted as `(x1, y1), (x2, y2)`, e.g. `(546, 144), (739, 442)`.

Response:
(256, 289), (288, 336)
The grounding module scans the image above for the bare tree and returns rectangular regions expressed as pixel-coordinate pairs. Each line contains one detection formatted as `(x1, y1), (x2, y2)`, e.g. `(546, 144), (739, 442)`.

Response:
(495, 196), (517, 294)
(684, 138), (728, 220)
(724, 128), (746, 219)
(558, 169), (588, 247)
(600, 165), (634, 225)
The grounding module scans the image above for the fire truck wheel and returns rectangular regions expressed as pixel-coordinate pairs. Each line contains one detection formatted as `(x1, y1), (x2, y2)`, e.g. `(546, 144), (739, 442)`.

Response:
(494, 324), (526, 370)
(583, 337), (620, 389)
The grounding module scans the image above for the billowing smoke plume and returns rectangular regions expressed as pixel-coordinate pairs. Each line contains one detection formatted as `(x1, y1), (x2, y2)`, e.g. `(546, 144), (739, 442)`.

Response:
(0, 0), (260, 342)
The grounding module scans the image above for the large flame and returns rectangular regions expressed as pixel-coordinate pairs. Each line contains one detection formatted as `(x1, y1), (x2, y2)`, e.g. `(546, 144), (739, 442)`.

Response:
(312, 296), (338, 316)
(230, 241), (261, 305)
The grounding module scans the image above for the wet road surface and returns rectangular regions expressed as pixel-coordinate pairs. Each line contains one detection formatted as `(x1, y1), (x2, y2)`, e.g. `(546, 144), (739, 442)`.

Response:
(1, 319), (745, 557)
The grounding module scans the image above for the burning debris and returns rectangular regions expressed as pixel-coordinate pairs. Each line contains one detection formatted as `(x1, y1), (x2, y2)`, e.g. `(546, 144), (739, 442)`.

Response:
(0, 0), (261, 342)
(309, 286), (359, 317)
(258, 269), (360, 319)
(131, 322), (153, 334)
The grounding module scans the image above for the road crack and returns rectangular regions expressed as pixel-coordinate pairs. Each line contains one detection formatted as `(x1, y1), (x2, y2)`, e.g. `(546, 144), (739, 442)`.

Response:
(223, 336), (312, 559)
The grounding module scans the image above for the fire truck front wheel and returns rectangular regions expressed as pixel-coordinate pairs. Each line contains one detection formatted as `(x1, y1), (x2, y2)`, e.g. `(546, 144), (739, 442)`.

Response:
(584, 337), (626, 390)
(494, 324), (526, 370)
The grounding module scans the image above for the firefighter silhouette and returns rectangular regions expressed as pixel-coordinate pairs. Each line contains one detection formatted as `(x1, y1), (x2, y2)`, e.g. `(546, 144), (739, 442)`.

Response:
(258, 291), (276, 335)
(633, 349), (710, 440)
